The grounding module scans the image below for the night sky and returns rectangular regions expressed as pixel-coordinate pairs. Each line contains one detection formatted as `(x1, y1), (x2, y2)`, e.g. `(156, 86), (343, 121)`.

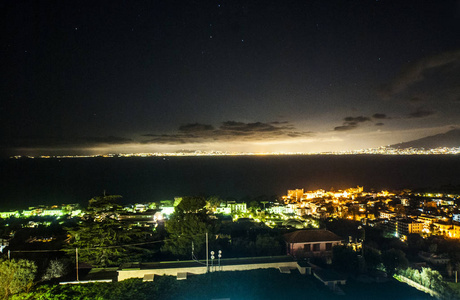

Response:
(2, 0), (460, 156)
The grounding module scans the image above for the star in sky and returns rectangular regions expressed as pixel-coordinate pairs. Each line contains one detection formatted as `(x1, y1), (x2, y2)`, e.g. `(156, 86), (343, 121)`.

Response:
(1, 0), (459, 156)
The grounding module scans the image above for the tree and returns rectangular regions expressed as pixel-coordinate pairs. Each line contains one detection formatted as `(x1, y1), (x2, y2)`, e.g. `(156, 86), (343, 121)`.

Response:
(249, 201), (261, 210)
(332, 245), (359, 273)
(381, 248), (409, 275)
(231, 237), (256, 257)
(429, 243), (437, 254)
(0, 259), (37, 298)
(163, 197), (215, 258)
(446, 262), (453, 277)
(206, 196), (223, 212)
(456, 261), (460, 273)
(428, 269), (445, 291)
(42, 259), (69, 281)
(175, 196), (207, 214)
(87, 195), (123, 221)
(406, 233), (424, 253)
(363, 246), (381, 271)
(66, 217), (143, 267)
(400, 267), (453, 297)
(255, 235), (282, 256)
(163, 214), (212, 257)
(412, 269), (421, 284)
(65, 195), (146, 267)
(420, 267), (431, 287)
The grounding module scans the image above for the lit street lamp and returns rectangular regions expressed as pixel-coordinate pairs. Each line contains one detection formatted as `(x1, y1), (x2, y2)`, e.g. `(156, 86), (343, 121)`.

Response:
(218, 250), (222, 270)
(210, 251), (215, 271)
(210, 250), (223, 271)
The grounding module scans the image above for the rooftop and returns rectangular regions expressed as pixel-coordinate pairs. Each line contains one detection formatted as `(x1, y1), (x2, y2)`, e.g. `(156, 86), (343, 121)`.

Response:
(284, 229), (343, 243)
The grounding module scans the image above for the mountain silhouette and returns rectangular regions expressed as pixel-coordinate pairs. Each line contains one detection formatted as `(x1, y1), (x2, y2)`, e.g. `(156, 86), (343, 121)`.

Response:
(391, 129), (460, 149)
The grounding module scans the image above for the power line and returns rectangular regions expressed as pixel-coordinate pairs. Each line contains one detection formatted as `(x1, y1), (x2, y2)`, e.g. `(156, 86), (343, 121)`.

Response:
(8, 232), (207, 253)
(9, 249), (62, 253)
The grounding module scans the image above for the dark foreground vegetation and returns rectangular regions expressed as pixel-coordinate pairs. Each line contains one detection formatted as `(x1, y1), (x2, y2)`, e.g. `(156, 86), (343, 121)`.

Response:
(10, 269), (432, 300)
(4, 194), (460, 298)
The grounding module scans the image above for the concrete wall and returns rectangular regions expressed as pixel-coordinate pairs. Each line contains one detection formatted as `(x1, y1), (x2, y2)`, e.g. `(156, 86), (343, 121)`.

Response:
(396, 275), (440, 299)
(220, 261), (297, 272)
(118, 266), (207, 281)
(314, 273), (346, 286)
(118, 261), (299, 281)
(296, 265), (311, 275)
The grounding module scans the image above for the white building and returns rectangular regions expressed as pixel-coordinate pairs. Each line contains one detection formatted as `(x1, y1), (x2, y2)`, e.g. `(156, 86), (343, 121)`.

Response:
(0, 238), (9, 253)
(268, 205), (294, 215)
(227, 202), (247, 213)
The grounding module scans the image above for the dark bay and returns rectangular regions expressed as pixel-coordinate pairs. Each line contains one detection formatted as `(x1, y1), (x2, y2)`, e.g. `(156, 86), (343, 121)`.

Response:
(1, 155), (460, 210)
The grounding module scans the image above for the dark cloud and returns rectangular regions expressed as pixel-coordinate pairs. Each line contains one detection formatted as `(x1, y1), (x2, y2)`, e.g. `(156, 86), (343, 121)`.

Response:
(142, 121), (311, 144)
(178, 123), (214, 132)
(143, 123), (216, 143)
(379, 49), (460, 98)
(220, 121), (294, 133)
(140, 134), (192, 144)
(286, 132), (305, 137)
(372, 113), (389, 119)
(333, 114), (391, 131)
(407, 108), (436, 119)
(343, 116), (371, 123)
(334, 116), (371, 131)
(334, 125), (357, 131)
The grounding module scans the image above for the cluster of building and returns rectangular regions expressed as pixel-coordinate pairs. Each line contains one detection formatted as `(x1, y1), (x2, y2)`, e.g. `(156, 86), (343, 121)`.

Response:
(324, 146), (460, 155)
(0, 204), (82, 219)
(11, 146), (460, 160)
(2, 186), (459, 243)
(281, 186), (460, 240)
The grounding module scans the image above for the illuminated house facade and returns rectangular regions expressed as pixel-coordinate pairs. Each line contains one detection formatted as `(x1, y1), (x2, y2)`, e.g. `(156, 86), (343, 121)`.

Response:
(388, 218), (423, 238)
(431, 223), (460, 239)
(284, 229), (343, 257)
(0, 238), (8, 253)
(227, 201), (247, 213)
(379, 210), (396, 219)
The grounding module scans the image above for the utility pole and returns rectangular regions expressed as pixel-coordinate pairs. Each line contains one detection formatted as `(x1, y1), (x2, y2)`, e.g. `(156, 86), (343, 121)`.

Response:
(206, 232), (209, 273)
(76, 248), (79, 281)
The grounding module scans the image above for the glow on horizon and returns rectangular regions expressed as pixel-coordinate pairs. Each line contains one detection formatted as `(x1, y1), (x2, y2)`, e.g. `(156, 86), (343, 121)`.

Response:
(8, 125), (457, 157)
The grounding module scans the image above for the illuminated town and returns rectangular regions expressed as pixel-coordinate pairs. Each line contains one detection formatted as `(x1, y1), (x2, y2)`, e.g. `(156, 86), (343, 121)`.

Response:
(281, 187), (460, 239)
(3, 0), (459, 298)
(10, 146), (460, 159)
(2, 186), (460, 298)
(2, 186), (459, 240)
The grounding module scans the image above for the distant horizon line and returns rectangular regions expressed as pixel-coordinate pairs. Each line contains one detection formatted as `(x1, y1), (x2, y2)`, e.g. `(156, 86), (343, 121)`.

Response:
(9, 146), (460, 159)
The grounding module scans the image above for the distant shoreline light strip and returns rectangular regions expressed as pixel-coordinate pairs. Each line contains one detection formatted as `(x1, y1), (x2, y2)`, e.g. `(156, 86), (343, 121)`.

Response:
(10, 146), (460, 159)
